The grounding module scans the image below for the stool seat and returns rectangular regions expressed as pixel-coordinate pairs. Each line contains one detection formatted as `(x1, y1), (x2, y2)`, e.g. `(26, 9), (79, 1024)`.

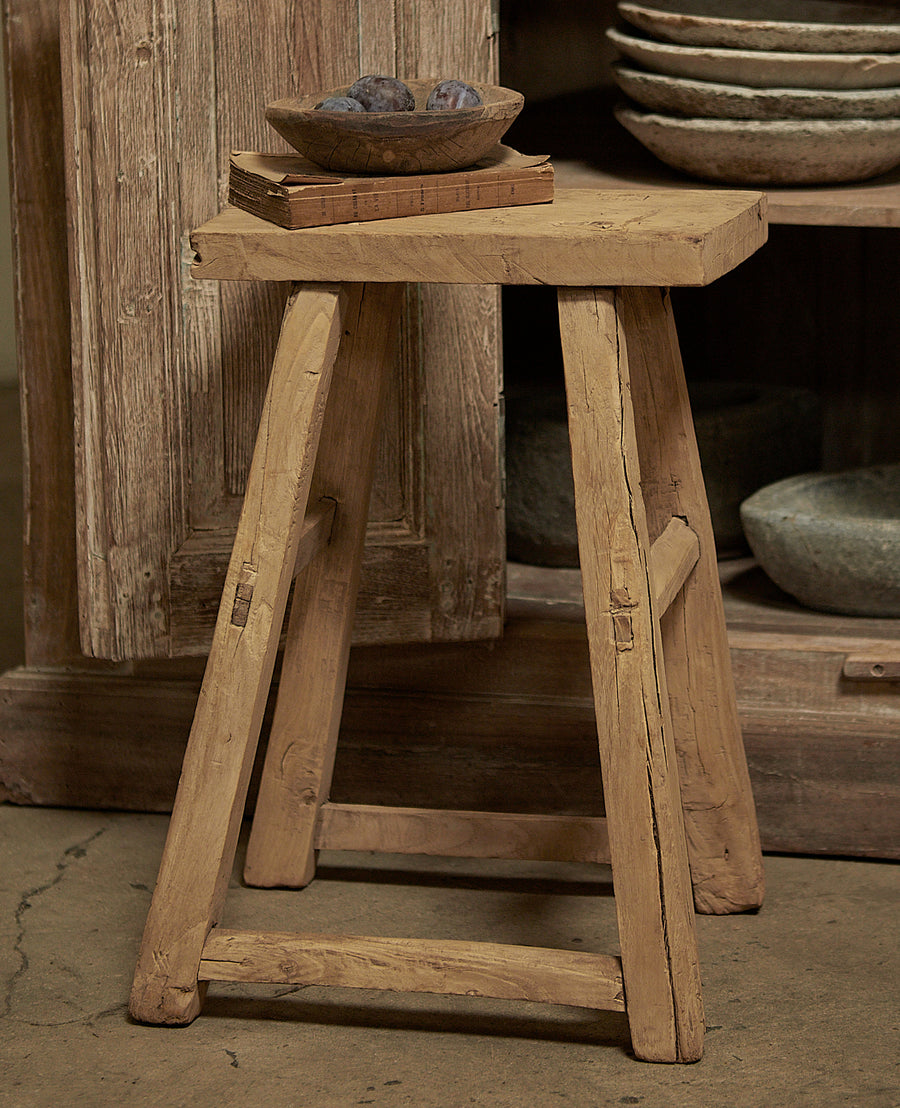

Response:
(191, 187), (765, 287)
(131, 189), (767, 1063)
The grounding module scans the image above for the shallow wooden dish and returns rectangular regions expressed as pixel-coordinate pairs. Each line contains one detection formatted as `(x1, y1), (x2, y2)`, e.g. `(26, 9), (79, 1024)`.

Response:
(266, 79), (525, 174)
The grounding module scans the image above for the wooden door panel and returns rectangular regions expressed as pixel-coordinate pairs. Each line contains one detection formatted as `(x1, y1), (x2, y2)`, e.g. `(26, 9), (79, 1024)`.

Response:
(61, 0), (503, 661)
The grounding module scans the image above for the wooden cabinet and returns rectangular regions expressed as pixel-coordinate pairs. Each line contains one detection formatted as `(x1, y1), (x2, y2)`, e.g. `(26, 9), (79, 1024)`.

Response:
(1, 0), (896, 858)
(60, 0), (503, 661)
(0, 0), (503, 783)
(497, 0), (900, 858)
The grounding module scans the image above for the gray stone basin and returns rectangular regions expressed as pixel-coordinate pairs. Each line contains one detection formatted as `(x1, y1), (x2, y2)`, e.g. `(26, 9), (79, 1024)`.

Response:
(505, 380), (822, 566)
(739, 464), (900, 617)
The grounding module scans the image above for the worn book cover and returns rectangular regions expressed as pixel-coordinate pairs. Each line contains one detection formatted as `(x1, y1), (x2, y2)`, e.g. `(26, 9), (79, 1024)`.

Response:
(228, 145), (554, 229)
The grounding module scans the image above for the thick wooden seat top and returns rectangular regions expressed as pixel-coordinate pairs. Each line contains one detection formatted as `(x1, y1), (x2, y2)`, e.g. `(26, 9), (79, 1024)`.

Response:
(191, 187), (767, 288)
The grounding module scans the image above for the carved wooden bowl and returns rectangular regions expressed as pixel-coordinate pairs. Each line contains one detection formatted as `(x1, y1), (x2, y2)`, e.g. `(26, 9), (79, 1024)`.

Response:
(266, 79), (525, 175)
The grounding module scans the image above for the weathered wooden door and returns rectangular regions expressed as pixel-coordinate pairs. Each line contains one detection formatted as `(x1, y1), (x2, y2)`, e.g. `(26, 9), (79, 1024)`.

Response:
(60, 0), (504, 661)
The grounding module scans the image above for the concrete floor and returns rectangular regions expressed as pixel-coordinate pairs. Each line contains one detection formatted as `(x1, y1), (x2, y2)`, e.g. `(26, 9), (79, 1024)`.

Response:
(0, 383), (898, 1105)
(0, 805), (898, 1107)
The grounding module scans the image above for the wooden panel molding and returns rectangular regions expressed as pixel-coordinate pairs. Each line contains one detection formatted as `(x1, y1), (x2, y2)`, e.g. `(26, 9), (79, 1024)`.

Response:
(59, 0), (503, 661)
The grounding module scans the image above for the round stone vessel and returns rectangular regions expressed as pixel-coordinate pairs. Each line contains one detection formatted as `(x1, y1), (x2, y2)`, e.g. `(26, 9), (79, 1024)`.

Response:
(740, 464), (900, 617)
(505, 381), (821, 566)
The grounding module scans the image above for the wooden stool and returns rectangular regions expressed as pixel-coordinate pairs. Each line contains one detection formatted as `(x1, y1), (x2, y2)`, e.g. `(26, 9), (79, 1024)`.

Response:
(130, 190), (767, 1063)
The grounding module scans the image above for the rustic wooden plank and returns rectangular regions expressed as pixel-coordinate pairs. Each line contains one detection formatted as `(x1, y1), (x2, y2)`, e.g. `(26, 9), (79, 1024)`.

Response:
(315, 803), (611, 863)
(649, 517), (700, 616)
(170, 0), (222, 530)
(396, 0), (498, 84)
(2, 0), (81, 665)
(2, 655), (898, 860)
(622, 286), (765, 917)
(130, 285), (347, 1026)
(243, 283), (405, 890)
(55, 0), (505, 661)
(554, 159), (900, 229)
(559, 286), (703, 1063)
(842, 654), (900, 681)
(395, 0), (504, 642)
(61, 0), (191, 659)
(199, 929), (626, 1011)
(190, 190), (768, 287)
(416, 280), (505, 640)
(167, 528), (437, 656)
(292, 499), (336, 576)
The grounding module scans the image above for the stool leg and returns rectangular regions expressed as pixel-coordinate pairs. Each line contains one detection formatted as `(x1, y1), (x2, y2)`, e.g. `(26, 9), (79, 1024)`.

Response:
(621, 286), (765, 915)
(558, 286), (704, 1064)
(244, 281), (405, 888)
(129, 284), (348, 1025)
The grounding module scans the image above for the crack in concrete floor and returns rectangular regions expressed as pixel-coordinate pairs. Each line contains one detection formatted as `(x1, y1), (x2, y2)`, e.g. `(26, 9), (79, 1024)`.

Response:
(4, 827), (108, 1023)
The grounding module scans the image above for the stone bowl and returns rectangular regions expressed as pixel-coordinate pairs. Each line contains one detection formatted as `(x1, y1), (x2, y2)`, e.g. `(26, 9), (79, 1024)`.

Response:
(504, 382), (821, 567)
(740, 464), (900, 617)
(606, 26), (900, 89)
(614, 106), (900, 184)
(266, 79), (524, 174)
(612, 63), (900, 120)
(616, 0), (900, 55)
(687, 382), (821, 556)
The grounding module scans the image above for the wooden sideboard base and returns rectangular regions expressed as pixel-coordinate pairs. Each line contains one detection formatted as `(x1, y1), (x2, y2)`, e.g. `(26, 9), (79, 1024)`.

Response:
(1, 604), (897, 860)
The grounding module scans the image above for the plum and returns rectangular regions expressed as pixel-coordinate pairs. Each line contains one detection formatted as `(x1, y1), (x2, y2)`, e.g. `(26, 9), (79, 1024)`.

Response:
(347, 76), (415, 112)
(316, 96), (365, 111)
(426, 79), (483, 110)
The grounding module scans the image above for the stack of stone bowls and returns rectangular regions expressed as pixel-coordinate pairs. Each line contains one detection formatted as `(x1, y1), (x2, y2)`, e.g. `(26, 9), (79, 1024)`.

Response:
(606, 0), (900, 184)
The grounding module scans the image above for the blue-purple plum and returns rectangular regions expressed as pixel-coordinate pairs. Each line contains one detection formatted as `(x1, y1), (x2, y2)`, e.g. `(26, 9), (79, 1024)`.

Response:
(347, 76), (415, 112)
(426, 80), (483, 110)
(317, 96), (365, 111)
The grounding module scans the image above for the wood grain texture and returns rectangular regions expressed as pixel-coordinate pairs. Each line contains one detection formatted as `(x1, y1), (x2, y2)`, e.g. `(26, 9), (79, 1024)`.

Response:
(243, 283), (405, 889)
(2, 0), (81, 664)
(2, 630), (897, 861)
(130, 285), (346, 1025)
(191, 190), (768, 287)
(59, 0), (503, 661)
(417, 281), (505, 639)
(558, 286), (704, 1063)
(649, 517), (700, 616)
(200, 930), (626, 1011)
(622, 287), (765, 916)
(553, 159), (900, 228)
(315, 804), (611, 863)
(61, 0), (192, 659)
(842, 653), (900, 681)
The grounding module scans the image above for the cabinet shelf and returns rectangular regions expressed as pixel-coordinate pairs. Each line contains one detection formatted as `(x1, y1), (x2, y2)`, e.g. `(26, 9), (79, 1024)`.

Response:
(507, 559), (900, 654)
(504, 558), (899, 861)
(553, 156), (900, 229)
(506, 87), (900, 228)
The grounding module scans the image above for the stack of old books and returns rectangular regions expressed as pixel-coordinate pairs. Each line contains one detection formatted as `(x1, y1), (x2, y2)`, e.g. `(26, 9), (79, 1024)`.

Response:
(228, 145), (554, 229)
